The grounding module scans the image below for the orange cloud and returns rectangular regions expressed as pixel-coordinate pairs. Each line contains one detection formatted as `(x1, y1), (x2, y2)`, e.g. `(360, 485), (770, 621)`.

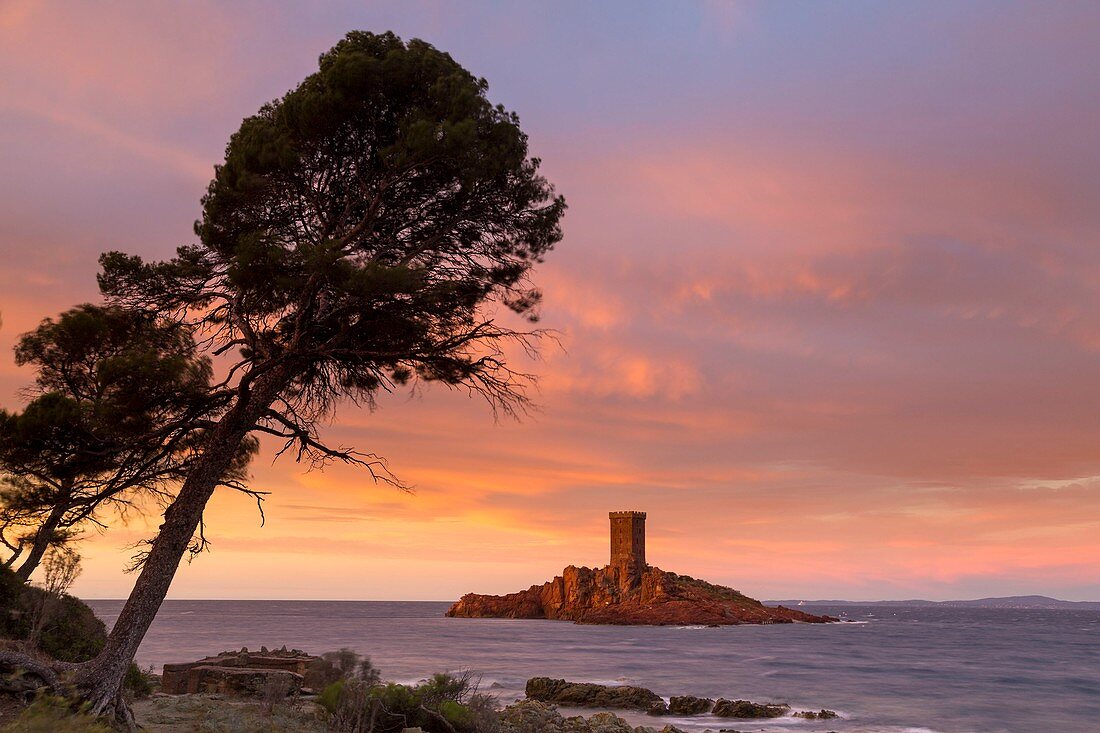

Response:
(1, 2), (1098, 602)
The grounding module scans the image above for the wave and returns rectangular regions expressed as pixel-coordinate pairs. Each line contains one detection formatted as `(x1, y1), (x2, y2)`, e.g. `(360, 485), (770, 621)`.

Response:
(563, 678), (638, 687)
(649, 716), (946, 733)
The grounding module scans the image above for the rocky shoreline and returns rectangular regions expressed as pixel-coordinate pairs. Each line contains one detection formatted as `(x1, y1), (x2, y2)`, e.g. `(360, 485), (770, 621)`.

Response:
(129, 694), (834, 733)
(447, 565), (836, 626)
(524, 676), (838, 723)
(117, 650), (840, 733)
(59, 646), (845, 733)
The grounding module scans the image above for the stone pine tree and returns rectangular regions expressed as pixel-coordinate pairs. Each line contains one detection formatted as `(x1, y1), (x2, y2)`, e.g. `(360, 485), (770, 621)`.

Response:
(68, 31), (564, 723)
(0, 305), (253, 581)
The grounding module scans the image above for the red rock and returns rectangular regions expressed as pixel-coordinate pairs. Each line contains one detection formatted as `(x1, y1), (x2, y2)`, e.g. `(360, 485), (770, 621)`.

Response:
(446, 512), (836, 626)
(446, 565), (834, 625)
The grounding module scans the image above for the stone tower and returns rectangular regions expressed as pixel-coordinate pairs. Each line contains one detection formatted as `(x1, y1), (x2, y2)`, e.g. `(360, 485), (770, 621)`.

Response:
(609, 510), (646, 576)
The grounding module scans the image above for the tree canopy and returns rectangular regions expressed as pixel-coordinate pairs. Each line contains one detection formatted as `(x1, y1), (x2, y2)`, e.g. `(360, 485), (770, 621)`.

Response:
(66, 31), (565, 724)
(101, 31), (565, 446)
(0, 304), (252, 581)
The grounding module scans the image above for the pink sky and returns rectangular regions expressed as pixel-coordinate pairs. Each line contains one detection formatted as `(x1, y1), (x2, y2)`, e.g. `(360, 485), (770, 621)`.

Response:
(1, 1), (1098, 601)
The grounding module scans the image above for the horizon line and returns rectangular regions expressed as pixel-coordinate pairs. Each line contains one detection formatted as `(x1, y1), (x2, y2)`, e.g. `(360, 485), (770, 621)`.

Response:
(81, 595), (1100, 604)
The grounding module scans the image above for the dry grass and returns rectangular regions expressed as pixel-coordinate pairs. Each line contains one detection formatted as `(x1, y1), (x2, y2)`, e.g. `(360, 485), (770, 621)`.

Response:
(0, 696), (112, 733)
(132, 693), (325, 733)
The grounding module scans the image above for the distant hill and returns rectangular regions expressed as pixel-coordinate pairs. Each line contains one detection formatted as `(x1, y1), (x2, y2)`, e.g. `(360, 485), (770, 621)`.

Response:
(767, 595), (1100, 610)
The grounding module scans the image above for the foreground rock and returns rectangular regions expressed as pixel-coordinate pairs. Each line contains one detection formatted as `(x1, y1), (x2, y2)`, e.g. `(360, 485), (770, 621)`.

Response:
(448, 565), (834, 626)
(500, 700), (685, 733)
(136, 696), (665, 733)
(794, 708), (840, 719)
(527, 677), (667, 714)
(711, 699), (789, 718)
(522, 677), (830, 722)
(667, 695), (713, 715)
(161, 647), (335, 696)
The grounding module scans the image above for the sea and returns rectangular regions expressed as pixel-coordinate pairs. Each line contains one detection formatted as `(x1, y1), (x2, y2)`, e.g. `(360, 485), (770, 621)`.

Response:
(86, 601), (1100, 733)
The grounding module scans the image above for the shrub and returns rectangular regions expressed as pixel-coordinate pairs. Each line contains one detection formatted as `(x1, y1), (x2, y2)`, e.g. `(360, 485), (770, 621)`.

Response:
(260, 673), (295, 716)
(0, 565), (106, 662)
(322, 648), (360, 678)
(27, 547), (82, 648)
(123, 663), (154, 699)
(317, 678), (347, 714)
(319, 679), (375, 733)
(358, 657), (382, 687)
(0, 563), (22, 610)
(32, 594), (105, 662)
(321, 671), (498, 733)
(1, 695), (113, 733)
(420, 672), (473, 706)
(317, 648), (382, 687)
(463, 693), (502, 733)
(369, 682), (422, 730)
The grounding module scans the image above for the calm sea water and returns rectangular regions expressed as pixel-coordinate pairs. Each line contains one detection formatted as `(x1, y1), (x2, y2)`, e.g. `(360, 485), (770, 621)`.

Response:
(86, 601), (1100, 733)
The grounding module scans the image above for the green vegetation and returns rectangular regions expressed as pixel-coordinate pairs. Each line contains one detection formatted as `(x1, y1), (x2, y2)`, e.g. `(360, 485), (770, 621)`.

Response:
(0, 305), (242, 582)
(1, 696), (113, 733)
(320, 648), (381, 687)
(666, 572), (758, 605)
(319, 669), (498, 733)
(0, 564), (105, 663)
(122, 665), (154, 700)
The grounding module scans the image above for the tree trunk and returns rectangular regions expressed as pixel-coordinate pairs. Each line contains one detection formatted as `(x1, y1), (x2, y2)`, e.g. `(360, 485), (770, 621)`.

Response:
(15, 492), (71, 582)
(72, 369), (288, 726)
(0, 650), (69, 689)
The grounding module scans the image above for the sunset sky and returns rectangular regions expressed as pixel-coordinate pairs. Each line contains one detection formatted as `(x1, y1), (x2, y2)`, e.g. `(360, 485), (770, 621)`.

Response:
(2, 1), (1099, 602)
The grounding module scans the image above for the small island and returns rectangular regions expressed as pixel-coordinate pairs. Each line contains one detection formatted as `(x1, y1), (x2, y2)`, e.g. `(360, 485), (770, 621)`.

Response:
(447, 511), (834, 625)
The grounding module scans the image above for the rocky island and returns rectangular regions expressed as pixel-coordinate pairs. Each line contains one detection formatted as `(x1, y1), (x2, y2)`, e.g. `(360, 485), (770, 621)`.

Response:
(448, 511), (834, 625)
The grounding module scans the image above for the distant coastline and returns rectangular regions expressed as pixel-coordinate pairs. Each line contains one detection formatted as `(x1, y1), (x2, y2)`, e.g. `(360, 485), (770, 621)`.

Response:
(767, 595), (1100, 610)
(83, 594), (1100, 609)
